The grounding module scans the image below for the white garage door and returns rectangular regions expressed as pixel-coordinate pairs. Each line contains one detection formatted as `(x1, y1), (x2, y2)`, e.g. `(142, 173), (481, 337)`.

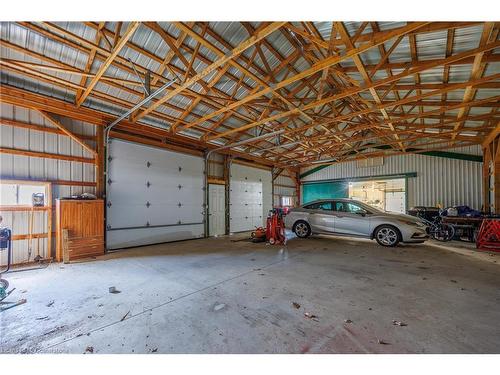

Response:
(106, 139), (204, 249)
(229, 163), (272, 233)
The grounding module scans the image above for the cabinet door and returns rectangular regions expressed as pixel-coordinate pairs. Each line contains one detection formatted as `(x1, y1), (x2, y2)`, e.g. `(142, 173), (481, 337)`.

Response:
(81, 201), (104, 237)
(62, 201), (84, 238)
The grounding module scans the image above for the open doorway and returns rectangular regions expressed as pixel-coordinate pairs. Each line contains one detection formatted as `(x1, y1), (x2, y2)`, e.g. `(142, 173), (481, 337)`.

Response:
(348, 178), (406, 213)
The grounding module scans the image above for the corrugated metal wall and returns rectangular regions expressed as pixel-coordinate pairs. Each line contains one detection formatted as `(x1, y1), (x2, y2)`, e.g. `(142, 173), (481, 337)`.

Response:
(207, 152), (224, 179)
(301, 148), (483, 210)
(0, 103), (96, 264)
(273, 173), (297, 206)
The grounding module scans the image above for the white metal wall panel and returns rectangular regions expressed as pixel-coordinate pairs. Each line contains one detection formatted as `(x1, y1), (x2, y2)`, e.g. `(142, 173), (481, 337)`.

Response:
(0, 104), (96, 265)
(301, 152), (483, 210)
(230, 164), (272, 232)
(106, 139), (204, 249)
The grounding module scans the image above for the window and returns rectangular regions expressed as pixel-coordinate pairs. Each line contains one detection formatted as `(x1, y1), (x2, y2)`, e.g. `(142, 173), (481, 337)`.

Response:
(305, 201), (332, 211)
(334, 201), (367, 213)
(345, 202), (366, 213)
(0, 181), (47, 206)
(281, 196), (293, 207)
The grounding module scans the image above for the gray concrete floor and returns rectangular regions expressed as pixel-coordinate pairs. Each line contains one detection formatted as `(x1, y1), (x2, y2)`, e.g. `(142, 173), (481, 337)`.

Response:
(1, 233), (500, 354)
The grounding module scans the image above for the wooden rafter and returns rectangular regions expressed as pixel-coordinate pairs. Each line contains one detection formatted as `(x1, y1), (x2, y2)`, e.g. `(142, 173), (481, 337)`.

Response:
(1, 21), (499, 168)
(195, 22), (429, 139)
(132, 22), (286, 122)
(452, 22), (498, 138)
(38, 111), (97, 156)
(205, 41), (500, 143)
(75, 21), (140, 107)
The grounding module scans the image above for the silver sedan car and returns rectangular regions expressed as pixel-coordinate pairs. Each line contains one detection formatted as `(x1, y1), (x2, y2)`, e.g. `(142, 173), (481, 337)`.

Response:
(285, 199), (428, 247)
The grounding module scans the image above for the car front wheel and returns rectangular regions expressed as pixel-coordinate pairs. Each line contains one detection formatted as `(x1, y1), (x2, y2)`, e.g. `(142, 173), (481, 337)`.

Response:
(293, 221), (311, 238)
(374, 225), (400, 247)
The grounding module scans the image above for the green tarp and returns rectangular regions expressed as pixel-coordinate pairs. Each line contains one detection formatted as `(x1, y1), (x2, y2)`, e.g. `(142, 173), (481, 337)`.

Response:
(302, 181), (349, 204)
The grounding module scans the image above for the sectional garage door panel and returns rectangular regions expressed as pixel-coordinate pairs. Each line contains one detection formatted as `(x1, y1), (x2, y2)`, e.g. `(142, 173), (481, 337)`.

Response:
(229, 164), (272, 233)
(106, 225), (203, 249)
(106, 139), (204, 249)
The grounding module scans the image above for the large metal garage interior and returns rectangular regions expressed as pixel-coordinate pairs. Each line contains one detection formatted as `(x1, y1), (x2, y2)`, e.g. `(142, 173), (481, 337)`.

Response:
(1, 2), (500, 367)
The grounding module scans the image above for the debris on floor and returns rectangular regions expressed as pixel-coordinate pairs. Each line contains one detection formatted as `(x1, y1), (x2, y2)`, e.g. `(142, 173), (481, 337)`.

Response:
(85, 346), (94, 353)
(36, 316), (49, 320)
(377, 339), (390, 345)
(121, 310), (130, 321)
(109, 286), (121, 294)
(392, 320), (408, 326)
(46, 300), (54, 307)
(304, 312), (319, 321)
(344, 319), (353, 324)
(43, 325), (66, 336)
(292, 302), (301, 309)
(213, 303), (226, 312)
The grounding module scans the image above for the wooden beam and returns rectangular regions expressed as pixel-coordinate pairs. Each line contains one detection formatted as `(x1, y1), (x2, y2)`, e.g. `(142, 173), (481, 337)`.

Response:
(0, 206), (50, 212)
(95, 126), (105, 198)
(0, 84), (279, 166)
(173, 21), (315, 131)
(77, 22), (104, 102)
(482, 122), (500, 147)
(1, 58), (147, 88)
(20, 21), (265, 129)
(194, 23), (429, 136)
(38, 110), (97, 156)
(336, 21), (405, 152)
(0, 118), (96, 141)
(76, 21), (140, 107)
(281, 113), (495, 156)
(282, 139), (480, 168)
(0, 51), (270, 140)
(133, 22), (286, 122)
(207, 44), (500, 142)
(207, 178), (225, 185)
(0, 178), (97, 187)
(0, 147), (95, 164)
(452, 22), (497, 138)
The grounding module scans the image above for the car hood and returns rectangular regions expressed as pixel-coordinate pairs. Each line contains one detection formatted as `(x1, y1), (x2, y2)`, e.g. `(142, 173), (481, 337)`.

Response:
(378, 211), (423, 223)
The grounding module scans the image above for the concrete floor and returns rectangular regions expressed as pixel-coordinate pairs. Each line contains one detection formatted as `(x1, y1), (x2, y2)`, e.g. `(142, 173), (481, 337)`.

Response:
(1, 233), (500, 354)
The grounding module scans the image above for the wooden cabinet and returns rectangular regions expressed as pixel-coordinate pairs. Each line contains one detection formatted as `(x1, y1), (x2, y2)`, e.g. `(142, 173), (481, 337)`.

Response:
(56, 199), (104, 261)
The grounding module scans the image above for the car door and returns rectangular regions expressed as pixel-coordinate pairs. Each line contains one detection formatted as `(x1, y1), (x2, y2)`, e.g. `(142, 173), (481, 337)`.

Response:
(308, 201), (335, 233)
(332, 201), (371, 236)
